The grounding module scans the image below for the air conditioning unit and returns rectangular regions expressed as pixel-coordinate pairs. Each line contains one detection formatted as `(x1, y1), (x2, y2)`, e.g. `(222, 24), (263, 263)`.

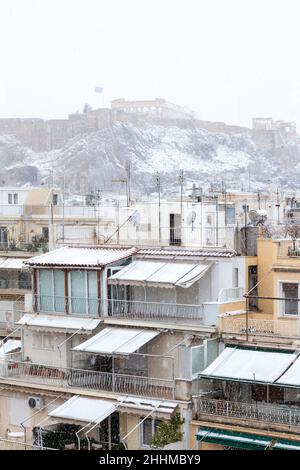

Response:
(28, 396), (44, 410)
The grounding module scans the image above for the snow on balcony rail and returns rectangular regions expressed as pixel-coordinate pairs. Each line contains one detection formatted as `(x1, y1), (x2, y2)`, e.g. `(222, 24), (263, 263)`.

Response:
(195, 398), (300, 427)
(0, 361), (175, 400)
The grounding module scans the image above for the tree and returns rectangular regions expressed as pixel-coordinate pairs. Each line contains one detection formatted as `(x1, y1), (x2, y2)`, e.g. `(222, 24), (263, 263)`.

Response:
(150, 413), (184, 449)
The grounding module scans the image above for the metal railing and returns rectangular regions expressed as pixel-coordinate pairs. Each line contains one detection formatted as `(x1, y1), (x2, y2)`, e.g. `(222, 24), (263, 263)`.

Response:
(0, 438), (56, 451)
(218, 287), (244, 303)
(108, 299), (204, 322)
(1, 360), (175, 399)
(221, 317), (300, 337)
(196, 398), (300, 427)
(0, 280), (31, 290)
(33, 295), (101, 317)
(33, 295), (205, 323)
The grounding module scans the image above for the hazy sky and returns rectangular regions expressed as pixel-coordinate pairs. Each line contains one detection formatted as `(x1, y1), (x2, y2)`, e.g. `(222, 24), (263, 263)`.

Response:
(1, 0), (300, 128)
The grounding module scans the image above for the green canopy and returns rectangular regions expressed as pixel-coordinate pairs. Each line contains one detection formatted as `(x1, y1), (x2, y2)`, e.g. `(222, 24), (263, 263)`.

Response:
(196, 428), (271, 450)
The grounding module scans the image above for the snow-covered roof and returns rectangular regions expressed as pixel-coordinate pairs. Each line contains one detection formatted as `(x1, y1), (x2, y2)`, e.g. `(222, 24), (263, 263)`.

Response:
(0, 339), (21, 356)
(137, 248), (236, 259)
(49, 396), (116, 424)
(17, 314), (100, 333)
(201, 347), (297, 383)
(0, 258), (28, 270)
(73, 326), (159, 355)
(109, 260), (211, 288)
(25, 246), (137, 268)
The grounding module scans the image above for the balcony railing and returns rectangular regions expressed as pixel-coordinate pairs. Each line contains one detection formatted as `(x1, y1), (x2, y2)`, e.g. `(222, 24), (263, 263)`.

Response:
(33, 295), (101, 317)
(0, 280), (31, 290)
(195, 398), (300, 427)
(278, 239), (300, 258)
(108, 299), (204, 322)
(221, 317), (300, 337)
(218, 287), (244, 303)
(2, 360), (175, 400)
(32, 295), (205, 323)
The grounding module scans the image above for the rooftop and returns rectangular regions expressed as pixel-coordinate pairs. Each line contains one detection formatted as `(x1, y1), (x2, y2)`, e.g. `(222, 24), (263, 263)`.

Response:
(25, 246), (137, 268)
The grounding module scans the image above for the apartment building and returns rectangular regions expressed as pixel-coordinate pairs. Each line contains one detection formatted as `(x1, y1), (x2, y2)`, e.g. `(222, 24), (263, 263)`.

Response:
(191, 236), (300, 450)
(0, 244), (245, 450)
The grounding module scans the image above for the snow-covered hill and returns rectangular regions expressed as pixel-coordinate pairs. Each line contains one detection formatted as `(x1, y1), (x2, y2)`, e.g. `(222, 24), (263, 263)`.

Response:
(0, 121), (299, 193)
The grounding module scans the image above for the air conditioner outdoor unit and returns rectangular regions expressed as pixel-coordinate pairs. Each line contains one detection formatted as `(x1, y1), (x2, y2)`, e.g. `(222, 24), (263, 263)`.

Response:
(28, 396), (44, 410)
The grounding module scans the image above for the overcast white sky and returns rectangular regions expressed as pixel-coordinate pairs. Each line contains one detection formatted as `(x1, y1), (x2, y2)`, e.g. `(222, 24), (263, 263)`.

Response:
(1, 0), (300, 128)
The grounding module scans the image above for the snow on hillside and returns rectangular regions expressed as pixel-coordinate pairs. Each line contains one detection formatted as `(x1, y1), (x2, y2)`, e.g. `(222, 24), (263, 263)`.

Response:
(0, 121), (299, 192)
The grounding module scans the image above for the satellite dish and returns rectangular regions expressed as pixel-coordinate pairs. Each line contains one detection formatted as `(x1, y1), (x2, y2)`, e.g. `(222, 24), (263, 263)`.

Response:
(248, 209), (268, 226)
(129, 211), (141, 227)
(187, 211), (197, 226)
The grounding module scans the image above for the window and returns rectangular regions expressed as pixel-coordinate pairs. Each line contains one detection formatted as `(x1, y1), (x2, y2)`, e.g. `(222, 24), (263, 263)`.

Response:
(8, 193), (18, 204)
(281, 282), (299, 316)
(70, 270), (98, 315)
(233, 268), (239, 288)
(38, 269), (65, 312)
(141, 418), (162, 447)
(179, 344), (205, 379)
(32, 332), (54, 350)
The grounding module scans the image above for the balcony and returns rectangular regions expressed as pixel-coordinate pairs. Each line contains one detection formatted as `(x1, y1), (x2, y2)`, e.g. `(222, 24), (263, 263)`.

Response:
(1, 360), (175, 400)
(195, 398), (300, 428)
(0, 300), (25, 331)
(221, 317), (300, 338)
(33, 295), (101, 317)
(107, 299), (204, 323)
(217, 287), (244, 303)
(278, 239), (300, 258)
(0, 280), (31, 291)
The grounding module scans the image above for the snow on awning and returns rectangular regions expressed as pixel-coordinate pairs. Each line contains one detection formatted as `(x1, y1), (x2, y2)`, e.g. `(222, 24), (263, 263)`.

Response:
(49, 396), (116, 424)
(17, 314), (100, 333)
(25, 246), (137, 268)
(118, 396), (178, 415)
(200, 347), (297, 383)
(275, 356), (300, 387)
(73, 326), (159, 355)
(109, 260), (211, 288)
(0, 258), (28, 270)
(0, 339), (21, 357)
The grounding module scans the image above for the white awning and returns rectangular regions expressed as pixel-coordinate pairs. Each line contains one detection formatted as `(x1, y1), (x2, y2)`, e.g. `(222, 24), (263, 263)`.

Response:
(276, 356), (300, 387)
(109, 260), (211, 288)
(200, 347), (297, 383)
(0, 258), (27, 270)
(49, 396), (116, 424)
(0, 339), (21, 357)
(118, 396), (178, 415)
(73, 326), (159, 355)
(17, 314), (100, 333)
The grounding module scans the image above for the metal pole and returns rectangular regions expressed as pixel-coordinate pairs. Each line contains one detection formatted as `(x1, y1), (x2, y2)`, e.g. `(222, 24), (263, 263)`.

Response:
(216, 196), (219, 247)
(62, 176), (65, 243)
(244, 204), (248, 256)
(156, 173), (161, 245)
(180, 169), (184, 227)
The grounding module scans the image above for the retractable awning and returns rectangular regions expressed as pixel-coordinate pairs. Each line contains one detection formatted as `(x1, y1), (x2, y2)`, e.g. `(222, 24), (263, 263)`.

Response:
(275, 355), (300, 387)
(196, 428), (272, 450)
(200, 347), (297, 383)
(108, 260), (211, 288)
(73, 326), (159, 355)
(17, 314), (100, 333)
(48, 396), (116, 424)
(117, 396), (178, 415)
